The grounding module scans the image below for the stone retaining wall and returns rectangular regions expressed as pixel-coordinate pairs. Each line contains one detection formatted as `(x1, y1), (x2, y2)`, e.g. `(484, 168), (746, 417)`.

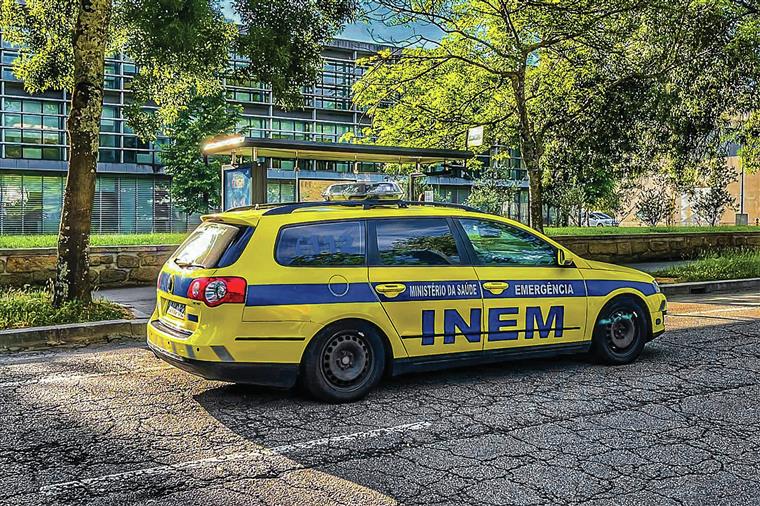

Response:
(1, 231), (759, 288)
(554, 231), (760, 263)
(0, 245), (176, 288)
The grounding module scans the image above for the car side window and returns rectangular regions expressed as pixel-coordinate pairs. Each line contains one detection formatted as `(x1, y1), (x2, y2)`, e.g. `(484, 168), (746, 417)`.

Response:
(458, 218), (556, 266)
(276, 220), (365, 266)
(374, 218), (462, 266)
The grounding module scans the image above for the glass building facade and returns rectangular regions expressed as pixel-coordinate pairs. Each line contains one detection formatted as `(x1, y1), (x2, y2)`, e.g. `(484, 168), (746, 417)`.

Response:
(0, 36), (530, 235)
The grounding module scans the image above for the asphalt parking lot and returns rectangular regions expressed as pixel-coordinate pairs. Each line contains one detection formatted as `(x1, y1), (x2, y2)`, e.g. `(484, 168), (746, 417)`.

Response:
(2, 292), (760, 505)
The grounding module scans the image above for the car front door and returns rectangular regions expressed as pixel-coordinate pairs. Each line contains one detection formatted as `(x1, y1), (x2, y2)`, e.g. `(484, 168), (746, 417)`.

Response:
(454, 218), (587, 351)
(368, 217), (483, 358)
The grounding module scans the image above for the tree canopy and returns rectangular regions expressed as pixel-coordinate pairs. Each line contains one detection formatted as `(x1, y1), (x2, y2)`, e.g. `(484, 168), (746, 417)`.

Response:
(354, 0), (760, 231)
(0, 0), (356, 303)
(160, 93), (242, 215)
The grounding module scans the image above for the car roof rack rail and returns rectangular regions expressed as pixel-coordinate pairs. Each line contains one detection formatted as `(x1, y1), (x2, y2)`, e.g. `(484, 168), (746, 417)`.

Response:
(405, 201), (480, 213)
(261, 199), (479, 216)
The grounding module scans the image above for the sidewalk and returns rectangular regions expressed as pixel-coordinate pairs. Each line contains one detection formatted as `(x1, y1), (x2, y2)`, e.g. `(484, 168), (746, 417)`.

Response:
(97, 286), (155, 318)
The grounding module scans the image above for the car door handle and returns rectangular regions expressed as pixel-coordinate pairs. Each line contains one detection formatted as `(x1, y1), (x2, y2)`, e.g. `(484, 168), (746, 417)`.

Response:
(482, 281), (509, 295)
(375, 283), (406, 298)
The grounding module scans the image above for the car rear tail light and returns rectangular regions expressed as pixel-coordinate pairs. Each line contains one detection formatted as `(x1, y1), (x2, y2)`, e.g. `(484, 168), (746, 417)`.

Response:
(187, 277), (246, 307)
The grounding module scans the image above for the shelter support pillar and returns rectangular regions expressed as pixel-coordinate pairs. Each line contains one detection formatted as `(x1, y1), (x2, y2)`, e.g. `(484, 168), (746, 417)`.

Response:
(252, 161), (267, 204)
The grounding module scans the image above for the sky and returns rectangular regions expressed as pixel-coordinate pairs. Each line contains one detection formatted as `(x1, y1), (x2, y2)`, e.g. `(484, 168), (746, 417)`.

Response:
(338, 19), (443, 45)
(221, 2), (442, 46)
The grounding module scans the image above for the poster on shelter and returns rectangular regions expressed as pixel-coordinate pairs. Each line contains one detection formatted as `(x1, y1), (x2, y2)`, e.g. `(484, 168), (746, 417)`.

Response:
(223, 165), (252, 210)
(299, 179), (347, 202)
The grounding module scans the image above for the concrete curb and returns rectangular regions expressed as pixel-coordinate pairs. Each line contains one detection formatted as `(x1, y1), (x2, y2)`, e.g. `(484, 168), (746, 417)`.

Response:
(0, 318), (148, 351)
(661, 277), (760, 296)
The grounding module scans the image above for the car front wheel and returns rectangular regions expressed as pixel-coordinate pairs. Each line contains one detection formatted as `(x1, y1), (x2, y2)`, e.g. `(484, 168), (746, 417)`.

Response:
(591, 297), (649, 364)
(301, 321), (386, 403)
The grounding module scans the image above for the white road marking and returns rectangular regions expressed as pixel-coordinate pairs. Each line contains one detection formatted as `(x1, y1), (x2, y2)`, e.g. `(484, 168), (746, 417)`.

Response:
(671, 305), (760, 316)
(0, 366), (170, 388)
(40, 421), (432, 494)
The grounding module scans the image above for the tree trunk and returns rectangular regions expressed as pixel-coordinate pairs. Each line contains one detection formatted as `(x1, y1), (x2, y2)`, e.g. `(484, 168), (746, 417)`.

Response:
(512, 73), (544, 233)
(53, 0), (112, 306)
(526, 167), (544, 232)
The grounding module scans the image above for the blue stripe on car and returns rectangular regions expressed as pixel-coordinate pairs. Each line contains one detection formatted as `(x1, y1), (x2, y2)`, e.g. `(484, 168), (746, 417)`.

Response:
(173, 276), (194, 297)
(374, 281), (482, 302)
(482, 280), (588, 298)
(585, 280), (657, 297)
(157, 272), (195, 297)
(246, 283), (378, 306)
(158, 271), (171, 292)
(238, 279), (655, 306)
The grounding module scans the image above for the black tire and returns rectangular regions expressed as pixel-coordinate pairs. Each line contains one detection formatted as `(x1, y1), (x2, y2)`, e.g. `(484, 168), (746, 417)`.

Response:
(301, 321), (386, 403)
(591, 297), (649, 365)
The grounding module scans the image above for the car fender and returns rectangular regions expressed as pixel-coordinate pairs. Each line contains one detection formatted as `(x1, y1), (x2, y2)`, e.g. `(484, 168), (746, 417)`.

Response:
(310, 309), (409, 360)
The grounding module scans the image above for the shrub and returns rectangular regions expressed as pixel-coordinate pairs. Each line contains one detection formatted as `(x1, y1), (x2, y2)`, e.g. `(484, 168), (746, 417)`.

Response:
(0, 287), (130, 329)
(653, 248), (760, 282)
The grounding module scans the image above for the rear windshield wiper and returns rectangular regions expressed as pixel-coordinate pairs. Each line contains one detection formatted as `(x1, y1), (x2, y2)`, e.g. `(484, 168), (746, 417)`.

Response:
(173, 259), (207, 268)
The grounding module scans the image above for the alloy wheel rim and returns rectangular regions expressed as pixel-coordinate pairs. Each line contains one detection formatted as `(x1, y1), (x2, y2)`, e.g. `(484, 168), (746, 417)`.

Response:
(606, 309), (637, 351)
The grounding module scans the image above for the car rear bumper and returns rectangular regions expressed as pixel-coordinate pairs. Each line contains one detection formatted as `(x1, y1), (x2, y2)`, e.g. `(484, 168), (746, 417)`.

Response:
(147, 339), (299, 389)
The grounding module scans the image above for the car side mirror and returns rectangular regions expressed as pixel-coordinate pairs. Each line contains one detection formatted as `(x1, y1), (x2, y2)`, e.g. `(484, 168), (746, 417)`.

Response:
(557, 249), (575, 267)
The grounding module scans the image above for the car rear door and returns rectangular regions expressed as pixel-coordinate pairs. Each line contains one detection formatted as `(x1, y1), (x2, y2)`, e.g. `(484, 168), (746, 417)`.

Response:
(368, 217), (483, 358)
(157, 221), (248, 333)
(454, 218), (587, 350)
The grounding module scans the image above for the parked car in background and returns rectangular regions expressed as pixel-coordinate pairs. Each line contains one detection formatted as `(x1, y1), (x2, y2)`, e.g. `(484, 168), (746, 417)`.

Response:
(322, 181), (404, 201)
(585, 212), (620, 227)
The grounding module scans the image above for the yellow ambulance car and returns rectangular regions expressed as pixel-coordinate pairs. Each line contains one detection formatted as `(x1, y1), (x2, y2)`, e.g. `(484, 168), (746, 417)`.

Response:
(147, 199), (667, 402)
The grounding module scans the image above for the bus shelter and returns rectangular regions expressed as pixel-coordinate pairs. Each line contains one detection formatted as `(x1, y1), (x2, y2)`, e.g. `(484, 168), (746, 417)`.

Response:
(202, 137), (473, 210)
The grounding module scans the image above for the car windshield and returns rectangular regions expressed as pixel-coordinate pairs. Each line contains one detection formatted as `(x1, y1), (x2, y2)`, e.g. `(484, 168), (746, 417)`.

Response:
(173, 222), (240, 269)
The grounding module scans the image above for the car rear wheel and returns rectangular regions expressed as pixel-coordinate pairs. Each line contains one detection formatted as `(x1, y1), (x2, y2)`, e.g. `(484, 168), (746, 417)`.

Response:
(591, 297), (648, 364)
(301, 322), (386, 403)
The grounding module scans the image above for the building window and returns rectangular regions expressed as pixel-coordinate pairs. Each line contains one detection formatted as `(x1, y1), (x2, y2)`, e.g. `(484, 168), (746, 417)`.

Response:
(314, 123), (351, 143)
(237, 117), (267, 138)
(2, 51), (19, 81)
(270, 159), (296, 171)
(1, 98), (65, 160)
(267, 180), (296, 202)
(100, 134), (119, 148)
(104, 62), (120, 89)
(0, 173), (201, 235)
(99, 149), (119, 163)
(5, 145), (21, 158)
(271, 119), (311, 140)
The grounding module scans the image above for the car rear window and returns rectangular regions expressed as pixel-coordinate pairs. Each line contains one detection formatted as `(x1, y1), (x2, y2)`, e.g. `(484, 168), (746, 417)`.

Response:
(173, 222), (242, 269)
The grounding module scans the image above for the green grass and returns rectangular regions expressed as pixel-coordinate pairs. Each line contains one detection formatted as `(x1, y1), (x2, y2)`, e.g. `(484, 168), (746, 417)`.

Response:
(652, 249), (760, 282)
(0, 233), (188, 249)
(545, 225), (759, 237)
(0, 287), (131, 330)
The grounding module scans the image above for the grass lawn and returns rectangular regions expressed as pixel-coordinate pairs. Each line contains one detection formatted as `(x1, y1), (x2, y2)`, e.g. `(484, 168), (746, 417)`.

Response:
(0, 287), (131, 330)
(652, 249), (760, 283)
(545, 225), (760, 237)
(0, 233), (188, 249)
